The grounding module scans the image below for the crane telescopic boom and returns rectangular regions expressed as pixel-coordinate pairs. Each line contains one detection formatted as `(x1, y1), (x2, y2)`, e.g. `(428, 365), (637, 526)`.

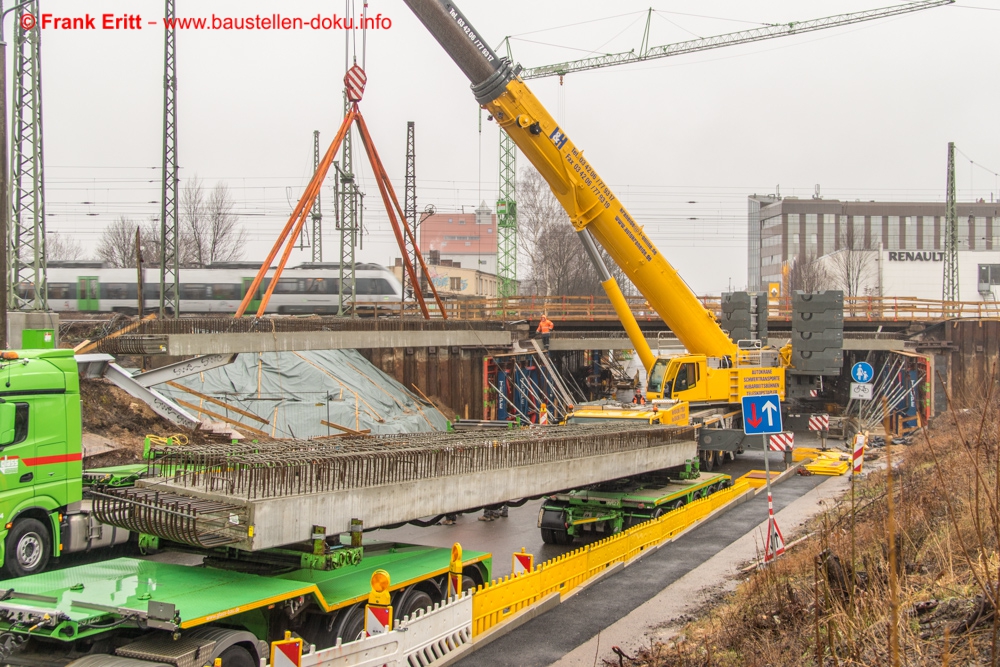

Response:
(403, 0), (735, 363)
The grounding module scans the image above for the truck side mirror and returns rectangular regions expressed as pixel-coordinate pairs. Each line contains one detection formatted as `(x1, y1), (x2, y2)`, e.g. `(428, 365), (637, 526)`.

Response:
(0, 402), (15, 446)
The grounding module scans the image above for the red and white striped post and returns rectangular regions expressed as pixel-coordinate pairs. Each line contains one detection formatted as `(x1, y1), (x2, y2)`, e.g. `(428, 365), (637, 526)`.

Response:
(852, 432), (866, 476)
(764, 489), (786, 562)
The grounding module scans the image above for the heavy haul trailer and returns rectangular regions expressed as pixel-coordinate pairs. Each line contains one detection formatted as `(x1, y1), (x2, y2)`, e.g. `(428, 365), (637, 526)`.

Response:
(0, 542), (490, 667)
(539, 470), (732, 544)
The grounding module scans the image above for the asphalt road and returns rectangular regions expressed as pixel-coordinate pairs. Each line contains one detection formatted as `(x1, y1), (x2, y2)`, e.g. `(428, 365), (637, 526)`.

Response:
(372, 445), (808, 579)
(452, 469), (828, 667)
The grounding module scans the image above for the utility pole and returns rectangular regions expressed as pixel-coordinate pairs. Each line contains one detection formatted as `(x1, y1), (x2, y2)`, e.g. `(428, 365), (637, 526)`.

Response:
(9, 0), (45, 311)
(159, 0), (179, 318)
(311, 130), (323, 262)
(0, 4), (9, 346)
(942, 142), (958, 304)
(402, 121), (418, 301)
(497, 131), (518, 298)
(336, 98), (359, 317)
(496, 38), (517, 299)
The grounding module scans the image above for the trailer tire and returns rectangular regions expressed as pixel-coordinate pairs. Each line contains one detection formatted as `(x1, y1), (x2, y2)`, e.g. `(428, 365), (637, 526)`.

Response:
(217, 645), (255, 667)
(540, 528), (572, 545)
(395, 587), (434, 621)
(331, 603), (365, 645)
(4, 517), (51, 578)
(700, 450), (714, 472)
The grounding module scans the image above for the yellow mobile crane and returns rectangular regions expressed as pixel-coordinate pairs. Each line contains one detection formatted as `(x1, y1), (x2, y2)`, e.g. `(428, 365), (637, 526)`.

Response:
(404, 0), (787, 418)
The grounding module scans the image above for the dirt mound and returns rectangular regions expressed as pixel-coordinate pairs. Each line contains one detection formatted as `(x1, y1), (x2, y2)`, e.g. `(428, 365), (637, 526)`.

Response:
(80, 378), (197, 464)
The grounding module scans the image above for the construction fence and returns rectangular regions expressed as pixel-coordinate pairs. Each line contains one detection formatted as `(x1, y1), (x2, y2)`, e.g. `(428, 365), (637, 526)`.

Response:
(470, 479), (753, 637)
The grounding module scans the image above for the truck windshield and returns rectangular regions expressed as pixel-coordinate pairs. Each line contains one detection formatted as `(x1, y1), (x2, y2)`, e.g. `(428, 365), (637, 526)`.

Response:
(647, 359), (668, 393)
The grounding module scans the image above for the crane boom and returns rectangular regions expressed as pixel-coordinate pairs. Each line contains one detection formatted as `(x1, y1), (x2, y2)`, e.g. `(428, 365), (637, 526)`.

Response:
(520, 0), (953, 80)
(404, 0), (736, 361)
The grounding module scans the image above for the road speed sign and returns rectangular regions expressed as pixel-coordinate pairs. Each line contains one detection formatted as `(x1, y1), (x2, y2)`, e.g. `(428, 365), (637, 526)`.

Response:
(850, 382), (874, 401)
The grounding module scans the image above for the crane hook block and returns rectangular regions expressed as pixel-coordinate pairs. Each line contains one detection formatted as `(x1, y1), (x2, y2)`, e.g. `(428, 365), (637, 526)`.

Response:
(345, 65), (367, 102)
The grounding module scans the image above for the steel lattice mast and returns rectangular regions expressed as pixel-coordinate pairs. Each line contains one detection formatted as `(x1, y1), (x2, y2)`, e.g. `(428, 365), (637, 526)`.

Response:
(336, 90), (360, 316)
(942, 141), (958, 303)
(9, 0), (46, 310)
(496, 132), (517, 298)
(159, 0), (179, 317)
(310, 130), (322, 262)
(402, 121), (418, 301)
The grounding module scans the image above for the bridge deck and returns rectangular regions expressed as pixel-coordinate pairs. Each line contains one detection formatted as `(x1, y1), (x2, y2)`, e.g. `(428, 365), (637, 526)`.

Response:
(92, 424), (698, 550)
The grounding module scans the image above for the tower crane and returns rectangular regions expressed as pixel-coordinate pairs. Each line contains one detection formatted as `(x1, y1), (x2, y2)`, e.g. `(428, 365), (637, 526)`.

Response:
(494, 0), (953, 296)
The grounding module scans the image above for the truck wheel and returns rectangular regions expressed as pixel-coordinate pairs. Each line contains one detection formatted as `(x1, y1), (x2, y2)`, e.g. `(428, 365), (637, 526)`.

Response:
(712, 451), (723, 468)
(395, 588), (434, 620)
(216, 645), (255, 667)
(4, 518), (51, 578)
(700, 451), (714, 472)
(331, 603), (365, 644)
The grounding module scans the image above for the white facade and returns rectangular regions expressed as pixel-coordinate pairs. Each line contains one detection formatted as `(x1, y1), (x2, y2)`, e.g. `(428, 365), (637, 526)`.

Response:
(814, 249), (1000, 301)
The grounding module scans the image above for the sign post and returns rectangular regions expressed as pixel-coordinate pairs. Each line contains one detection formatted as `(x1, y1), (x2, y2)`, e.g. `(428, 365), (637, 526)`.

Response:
(850, 361), (874, 476)
(741, 394), (784, 562)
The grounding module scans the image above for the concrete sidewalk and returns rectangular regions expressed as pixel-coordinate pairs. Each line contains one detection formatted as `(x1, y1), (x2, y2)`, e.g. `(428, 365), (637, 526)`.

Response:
(551, 471), (850, 666)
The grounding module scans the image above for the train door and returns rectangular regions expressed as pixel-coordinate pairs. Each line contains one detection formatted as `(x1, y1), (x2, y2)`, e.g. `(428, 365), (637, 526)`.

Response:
(77, 277), (99, 312)
(241, 278), (262, 313)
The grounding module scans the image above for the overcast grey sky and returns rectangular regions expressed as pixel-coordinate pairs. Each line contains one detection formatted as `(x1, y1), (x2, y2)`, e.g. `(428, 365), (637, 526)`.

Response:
(34, 0), (999, 293)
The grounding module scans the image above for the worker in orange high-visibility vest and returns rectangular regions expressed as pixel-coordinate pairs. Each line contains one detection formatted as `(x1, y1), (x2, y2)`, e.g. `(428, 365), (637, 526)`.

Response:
(536, 314), (554, 350)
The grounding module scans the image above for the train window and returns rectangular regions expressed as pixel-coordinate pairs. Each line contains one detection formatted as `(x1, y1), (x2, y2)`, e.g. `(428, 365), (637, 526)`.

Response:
(375, 279), (396, 295)
(143, 283), (160, 299)
(48, 283), (74, 300)
(103, 283), (129, 300)
(273, 278), (299, 294)
(301, 278), (327, 293)
(213, 284), (240, 300)
(354, 278), (373, 295)
(181, 284), (207, 299)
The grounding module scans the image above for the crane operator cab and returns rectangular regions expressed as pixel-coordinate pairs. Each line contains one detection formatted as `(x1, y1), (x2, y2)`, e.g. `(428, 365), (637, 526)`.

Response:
(646, 341), (784, 405)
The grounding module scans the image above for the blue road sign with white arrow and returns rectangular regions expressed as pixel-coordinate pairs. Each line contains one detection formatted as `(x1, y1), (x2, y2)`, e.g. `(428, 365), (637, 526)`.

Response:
(741, 394), (783, 435)
(851, 362), (874, 384)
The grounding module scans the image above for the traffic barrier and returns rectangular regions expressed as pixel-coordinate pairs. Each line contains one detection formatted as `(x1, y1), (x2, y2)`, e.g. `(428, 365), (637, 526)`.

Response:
(294, 590), (474, 667)
(470, 480), (751, 636)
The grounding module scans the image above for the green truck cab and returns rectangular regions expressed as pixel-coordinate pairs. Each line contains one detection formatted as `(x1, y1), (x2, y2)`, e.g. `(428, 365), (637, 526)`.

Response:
(0, 349), (130, 579)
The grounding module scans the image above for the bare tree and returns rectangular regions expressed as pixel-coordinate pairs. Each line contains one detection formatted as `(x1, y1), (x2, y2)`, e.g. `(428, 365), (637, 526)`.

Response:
(96, 216), (142, 268)
(46, 233), (85, 261)
(786, 254), (829, 294)
(516, 167), (602, 296)
(827, 222), (876, 299)
(184, 177), (247, 267)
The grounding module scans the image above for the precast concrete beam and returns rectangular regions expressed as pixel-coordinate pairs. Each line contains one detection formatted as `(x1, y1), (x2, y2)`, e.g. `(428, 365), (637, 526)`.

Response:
(134, 438), (697, 550)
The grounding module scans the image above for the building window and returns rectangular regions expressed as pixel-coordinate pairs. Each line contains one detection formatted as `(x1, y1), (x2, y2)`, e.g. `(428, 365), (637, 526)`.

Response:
(980, 264), (1000, 288)
(868, 216), (881, 249)
(887, 216), (900, 251)
(449, 277), (462, 290)
(805, 214), (817, 258)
